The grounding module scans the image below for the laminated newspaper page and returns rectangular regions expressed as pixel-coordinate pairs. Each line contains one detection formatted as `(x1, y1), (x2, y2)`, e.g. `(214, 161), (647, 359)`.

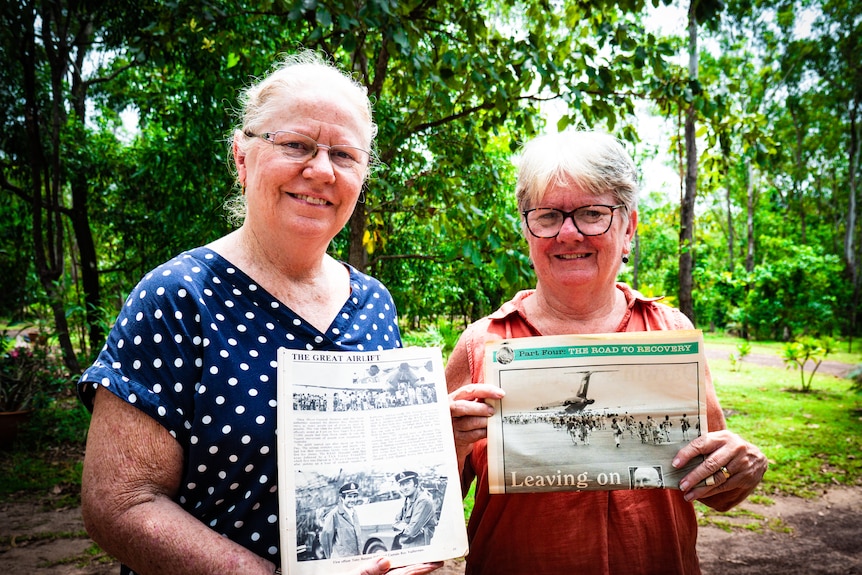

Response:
(485, 330), (709, 495)
(276, 346), (469, 575)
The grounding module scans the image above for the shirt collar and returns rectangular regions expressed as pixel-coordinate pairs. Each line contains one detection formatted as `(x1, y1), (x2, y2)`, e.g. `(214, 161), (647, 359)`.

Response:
(487, 283), (666, 323)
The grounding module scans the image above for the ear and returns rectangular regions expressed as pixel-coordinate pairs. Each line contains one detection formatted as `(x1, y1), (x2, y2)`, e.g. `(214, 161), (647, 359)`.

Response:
(233, 131), (248, 185)
(624, 209), (638, 252)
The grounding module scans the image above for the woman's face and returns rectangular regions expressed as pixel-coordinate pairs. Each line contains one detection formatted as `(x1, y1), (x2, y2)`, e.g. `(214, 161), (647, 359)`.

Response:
(525, 181), (636, 295)
(234, 90), (370, 246)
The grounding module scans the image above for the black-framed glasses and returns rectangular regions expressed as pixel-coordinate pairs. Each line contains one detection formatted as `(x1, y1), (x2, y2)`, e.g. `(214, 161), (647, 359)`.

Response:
(244, 130), (371, 170)
(522, 204), (626, 238)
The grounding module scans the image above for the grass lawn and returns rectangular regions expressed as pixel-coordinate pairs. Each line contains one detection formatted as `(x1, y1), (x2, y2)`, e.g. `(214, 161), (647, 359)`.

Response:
(707, 354), (862, 497)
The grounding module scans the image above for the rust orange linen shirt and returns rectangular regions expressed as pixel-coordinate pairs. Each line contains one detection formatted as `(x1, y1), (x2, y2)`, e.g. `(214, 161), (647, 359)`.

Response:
(453, 285), (731, 575)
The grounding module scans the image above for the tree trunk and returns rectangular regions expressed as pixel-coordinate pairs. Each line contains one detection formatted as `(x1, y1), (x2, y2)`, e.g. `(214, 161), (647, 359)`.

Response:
(70, 177), (101, 357)
(846, 100), (860, 350)
(845, 103), (859, 283)
(726, 175), (734, 272)
(348, 201), (369, 273)
(745, 158), (755, 273)
(678, 3), (699, 323)
(17, 1), (83, 372)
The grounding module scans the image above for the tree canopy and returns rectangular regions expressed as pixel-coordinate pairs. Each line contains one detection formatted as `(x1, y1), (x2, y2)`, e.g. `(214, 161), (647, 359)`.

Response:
(1, 0), (859, 366)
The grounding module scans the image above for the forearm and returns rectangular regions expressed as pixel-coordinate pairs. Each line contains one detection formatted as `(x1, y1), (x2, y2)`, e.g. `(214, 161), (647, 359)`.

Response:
(84, 493), (275, 575)
(445, 335), (494, 497)
(456, 442), (473, 477)
(82, 389), (277, 575)
(459, 449), (477, 496)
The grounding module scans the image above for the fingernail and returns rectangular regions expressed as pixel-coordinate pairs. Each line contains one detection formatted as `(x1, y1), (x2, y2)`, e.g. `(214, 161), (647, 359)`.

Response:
(679, 480), (689, 491)
(672, 457), (680, 468)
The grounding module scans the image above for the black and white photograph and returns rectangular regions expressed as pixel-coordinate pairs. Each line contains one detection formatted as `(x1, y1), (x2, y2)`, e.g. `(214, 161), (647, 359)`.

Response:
(276, 347), (469, 575)
(292, 360), (438, 412)
(485, 330), (710, 494)
(630, 465), (665, 489)
(293, 464), (449, 562)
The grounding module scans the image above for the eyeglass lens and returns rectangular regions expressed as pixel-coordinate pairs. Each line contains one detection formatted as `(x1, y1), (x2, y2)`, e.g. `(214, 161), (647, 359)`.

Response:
(525, 205), (620, 238)
(262, 131), (369, 169)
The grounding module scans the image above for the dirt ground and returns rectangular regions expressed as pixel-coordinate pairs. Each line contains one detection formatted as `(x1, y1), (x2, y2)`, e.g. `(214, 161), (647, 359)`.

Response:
(2, 485), (861, 574)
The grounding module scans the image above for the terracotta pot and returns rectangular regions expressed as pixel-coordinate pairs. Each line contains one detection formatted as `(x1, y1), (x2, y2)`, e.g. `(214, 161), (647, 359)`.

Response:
(0, 409), (34, 447)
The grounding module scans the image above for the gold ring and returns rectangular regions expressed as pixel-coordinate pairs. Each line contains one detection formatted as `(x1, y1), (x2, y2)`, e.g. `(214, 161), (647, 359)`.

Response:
(720, 466), (731, 480)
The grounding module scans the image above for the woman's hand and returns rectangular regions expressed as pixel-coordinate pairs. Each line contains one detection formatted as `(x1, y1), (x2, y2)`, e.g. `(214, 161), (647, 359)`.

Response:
(673, 429), (768, 511)
(354, 557), (442, 575)
(449, 383), (505, 466)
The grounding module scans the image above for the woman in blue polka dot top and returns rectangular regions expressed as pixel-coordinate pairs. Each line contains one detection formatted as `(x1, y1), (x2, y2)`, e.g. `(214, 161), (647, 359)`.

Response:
(77, 51), (441, 575)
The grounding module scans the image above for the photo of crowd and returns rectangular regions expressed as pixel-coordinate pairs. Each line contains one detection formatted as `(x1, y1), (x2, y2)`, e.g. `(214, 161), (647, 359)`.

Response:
(502, 409), (700, 449)
(293, 361), (438, 412)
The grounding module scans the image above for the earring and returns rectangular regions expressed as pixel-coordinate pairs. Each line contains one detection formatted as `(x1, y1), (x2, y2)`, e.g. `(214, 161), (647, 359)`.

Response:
(241, 183), (246, 196)
(358, 189), (366, 204)
(622, 255), (630, 264)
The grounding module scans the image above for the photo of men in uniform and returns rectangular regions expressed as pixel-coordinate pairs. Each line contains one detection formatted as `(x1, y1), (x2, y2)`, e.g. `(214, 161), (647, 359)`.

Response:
(320, 481), (363, 558)
(392, 470), (438, 549)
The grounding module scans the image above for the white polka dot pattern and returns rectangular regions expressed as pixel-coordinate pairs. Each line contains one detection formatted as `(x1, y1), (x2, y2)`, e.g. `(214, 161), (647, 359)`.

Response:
(77, 247), (402, 569)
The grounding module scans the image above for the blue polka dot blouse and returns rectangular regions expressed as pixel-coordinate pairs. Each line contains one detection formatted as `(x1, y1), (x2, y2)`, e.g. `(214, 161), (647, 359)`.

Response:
(77, 247), (402, 570)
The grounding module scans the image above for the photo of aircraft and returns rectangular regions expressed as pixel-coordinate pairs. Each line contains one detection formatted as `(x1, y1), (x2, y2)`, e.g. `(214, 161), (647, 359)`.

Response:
(536, 370), (617, 413)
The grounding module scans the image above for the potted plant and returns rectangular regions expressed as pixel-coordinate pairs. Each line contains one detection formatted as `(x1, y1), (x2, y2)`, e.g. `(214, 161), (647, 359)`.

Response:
(0, 337), (56, 444)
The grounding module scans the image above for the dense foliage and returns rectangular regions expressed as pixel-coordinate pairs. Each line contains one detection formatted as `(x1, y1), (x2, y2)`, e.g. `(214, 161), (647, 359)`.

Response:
(0, 0), (859, 369)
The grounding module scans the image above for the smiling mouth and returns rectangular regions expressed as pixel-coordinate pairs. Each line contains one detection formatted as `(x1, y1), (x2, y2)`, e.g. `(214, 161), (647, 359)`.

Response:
(291, 193), (330, 206)
(557, 253), (589, 260)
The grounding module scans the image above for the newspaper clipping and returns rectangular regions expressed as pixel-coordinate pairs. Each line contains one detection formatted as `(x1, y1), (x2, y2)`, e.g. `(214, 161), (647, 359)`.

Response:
(485, 330), (709, 495)
(276, 346), (469, 575)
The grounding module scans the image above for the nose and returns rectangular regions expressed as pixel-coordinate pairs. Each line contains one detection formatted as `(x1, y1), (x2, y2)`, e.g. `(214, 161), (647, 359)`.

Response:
(303, 147), (336, 182)
(556, 214), (584, 239)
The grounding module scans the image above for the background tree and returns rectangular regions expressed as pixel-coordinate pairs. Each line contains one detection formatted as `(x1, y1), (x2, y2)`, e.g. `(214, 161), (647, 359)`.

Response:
(2, 0), (681, 363)
(0, 0), (114, 369)
(800, 0), (862, 342)
(675, 0), (725, 322)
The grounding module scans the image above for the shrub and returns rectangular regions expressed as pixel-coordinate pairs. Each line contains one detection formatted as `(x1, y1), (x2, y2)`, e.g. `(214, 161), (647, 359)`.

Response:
(781, 336), (835, 392)
(0, 334), (72, 412)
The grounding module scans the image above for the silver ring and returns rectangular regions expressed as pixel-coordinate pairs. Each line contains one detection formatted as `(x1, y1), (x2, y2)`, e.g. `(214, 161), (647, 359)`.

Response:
(719, 466), (731, 480)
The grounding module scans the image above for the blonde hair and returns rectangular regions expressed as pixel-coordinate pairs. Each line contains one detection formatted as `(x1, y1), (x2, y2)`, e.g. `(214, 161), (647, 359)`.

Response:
(514, 130), (639, 214)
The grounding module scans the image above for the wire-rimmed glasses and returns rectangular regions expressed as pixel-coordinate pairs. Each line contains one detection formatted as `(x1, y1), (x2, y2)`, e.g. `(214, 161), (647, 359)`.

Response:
(522, 204), (626, 238)
(245, 130), (371, 170)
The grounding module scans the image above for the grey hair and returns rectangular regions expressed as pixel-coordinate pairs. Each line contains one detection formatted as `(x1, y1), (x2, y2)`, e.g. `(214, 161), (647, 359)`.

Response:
(237, 50), (376, 143)
(225, 51), (376, 224)
(514, 130), (639, 216)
